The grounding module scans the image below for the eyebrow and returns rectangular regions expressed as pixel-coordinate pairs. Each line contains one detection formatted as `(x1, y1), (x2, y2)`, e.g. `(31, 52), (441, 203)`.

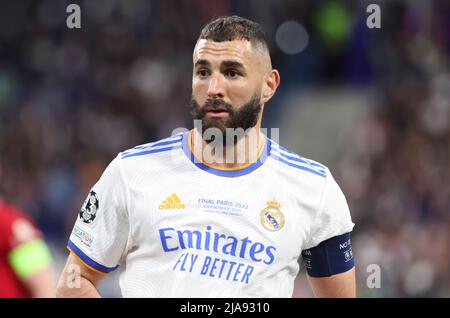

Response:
(221, 60), (245, 70)
(194, 59), (211, 68)
(194, 59), (246, 71)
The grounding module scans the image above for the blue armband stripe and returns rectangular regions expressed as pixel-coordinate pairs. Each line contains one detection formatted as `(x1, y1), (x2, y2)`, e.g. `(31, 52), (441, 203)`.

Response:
(302, 232), (355, 277)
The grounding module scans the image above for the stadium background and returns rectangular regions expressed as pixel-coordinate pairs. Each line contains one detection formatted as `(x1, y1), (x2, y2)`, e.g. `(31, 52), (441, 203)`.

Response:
(0, 0), (449, 297)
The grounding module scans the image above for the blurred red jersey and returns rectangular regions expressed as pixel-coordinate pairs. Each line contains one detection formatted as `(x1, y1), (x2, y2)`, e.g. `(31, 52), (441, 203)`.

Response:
(0, 199), (41, 297)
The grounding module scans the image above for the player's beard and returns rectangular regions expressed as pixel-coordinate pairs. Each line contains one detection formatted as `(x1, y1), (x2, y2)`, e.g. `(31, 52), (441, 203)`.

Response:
(190, 92), (262, 145)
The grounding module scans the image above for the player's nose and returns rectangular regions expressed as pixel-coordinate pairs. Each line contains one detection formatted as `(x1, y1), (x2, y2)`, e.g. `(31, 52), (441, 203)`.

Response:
(207, 74), (225, 99)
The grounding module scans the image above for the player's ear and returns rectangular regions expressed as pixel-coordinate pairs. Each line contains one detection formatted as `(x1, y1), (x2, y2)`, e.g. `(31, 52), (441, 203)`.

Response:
(261, 69), (280, 104)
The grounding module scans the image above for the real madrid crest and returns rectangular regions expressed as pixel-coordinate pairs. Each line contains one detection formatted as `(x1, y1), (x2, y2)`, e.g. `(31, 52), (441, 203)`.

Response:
(260, 199), (285, 231)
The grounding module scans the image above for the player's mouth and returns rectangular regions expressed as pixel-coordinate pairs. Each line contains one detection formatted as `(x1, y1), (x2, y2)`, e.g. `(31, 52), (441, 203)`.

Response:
(206, 109), (229, 118)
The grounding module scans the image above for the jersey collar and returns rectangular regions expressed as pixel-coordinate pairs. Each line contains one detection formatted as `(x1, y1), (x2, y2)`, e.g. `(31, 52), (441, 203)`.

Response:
(181, 129), (270, 177)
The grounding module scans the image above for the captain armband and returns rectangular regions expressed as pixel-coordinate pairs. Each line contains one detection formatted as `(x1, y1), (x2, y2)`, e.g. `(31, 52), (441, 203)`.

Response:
(301, 232), (355, 277)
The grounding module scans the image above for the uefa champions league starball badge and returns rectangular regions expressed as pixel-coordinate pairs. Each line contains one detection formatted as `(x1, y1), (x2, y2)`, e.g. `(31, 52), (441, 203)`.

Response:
(260, 199), (285, 231)
(79, 190), (99, 224)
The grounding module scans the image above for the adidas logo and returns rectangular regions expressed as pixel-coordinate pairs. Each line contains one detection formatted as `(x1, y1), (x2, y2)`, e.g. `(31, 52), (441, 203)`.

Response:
(159, 193), (186, 210)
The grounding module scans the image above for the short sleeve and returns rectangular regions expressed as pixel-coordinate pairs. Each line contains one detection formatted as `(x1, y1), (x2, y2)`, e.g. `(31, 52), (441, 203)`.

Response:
(303, 168), (354, 250)
(68, 156), (129, 274)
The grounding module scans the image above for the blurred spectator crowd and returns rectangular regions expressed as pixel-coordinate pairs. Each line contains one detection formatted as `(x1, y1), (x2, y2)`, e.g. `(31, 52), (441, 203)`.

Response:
(0, 0), (449, 297)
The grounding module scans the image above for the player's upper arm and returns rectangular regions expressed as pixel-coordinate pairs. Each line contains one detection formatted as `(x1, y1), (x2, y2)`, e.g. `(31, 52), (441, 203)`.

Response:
(68, 251), (106, 285)
(307, 267), (355, 297)
(56, 252), (105, 297)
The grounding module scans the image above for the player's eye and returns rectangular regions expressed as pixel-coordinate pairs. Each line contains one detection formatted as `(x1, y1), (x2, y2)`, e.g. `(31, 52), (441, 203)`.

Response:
(225, 70), (240, 78)
(197, 69), (210, 77)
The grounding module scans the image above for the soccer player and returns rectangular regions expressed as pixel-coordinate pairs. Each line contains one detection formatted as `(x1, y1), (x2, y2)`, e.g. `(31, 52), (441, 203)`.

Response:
(0, 162), (56, 297)
(57, 16), (355, 298)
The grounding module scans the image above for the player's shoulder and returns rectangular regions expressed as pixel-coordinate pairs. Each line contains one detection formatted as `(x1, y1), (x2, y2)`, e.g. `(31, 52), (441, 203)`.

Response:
(268, 139), (329, 179)
(118, 132), (184, 162)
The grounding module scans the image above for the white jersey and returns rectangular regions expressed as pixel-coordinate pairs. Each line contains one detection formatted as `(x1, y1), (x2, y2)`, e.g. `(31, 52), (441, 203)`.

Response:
(68, 130), (354, 297)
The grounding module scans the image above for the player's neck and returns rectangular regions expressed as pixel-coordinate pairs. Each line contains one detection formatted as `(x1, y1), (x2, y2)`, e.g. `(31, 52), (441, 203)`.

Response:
(191, 127), (265, 169)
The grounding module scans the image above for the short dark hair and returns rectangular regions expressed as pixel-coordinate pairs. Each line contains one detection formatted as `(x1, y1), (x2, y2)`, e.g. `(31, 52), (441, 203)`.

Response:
(198, 16), (269, 52)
